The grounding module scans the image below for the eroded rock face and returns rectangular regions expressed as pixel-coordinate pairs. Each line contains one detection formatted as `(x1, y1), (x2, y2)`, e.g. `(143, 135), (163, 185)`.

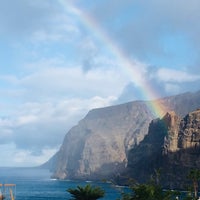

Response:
(50, 101), (154, 180)
(163, 111), (181, 153)
(163, 109), (200, 154)
(179, 109), (200, 149)
(126, 109), (200, 189)
(163, 110), (200, 188)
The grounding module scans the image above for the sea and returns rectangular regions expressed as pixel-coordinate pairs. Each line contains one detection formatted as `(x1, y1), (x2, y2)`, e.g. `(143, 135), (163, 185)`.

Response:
(0, 167), (128, 200)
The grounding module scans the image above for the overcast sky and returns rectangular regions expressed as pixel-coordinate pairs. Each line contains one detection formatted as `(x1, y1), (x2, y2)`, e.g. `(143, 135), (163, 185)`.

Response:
(1, 0), (200, 167)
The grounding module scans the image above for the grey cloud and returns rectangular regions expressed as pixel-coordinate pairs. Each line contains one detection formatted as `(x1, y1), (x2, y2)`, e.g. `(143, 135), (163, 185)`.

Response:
(120, 1), (200, 60)
(116, 80), (167, 104)
(0, 103), (84, 154)
(117, 79), (200, 104)
(0, 0), (71, 41)
(78, 37), (99, 72)
(0, 95), (116, 154)
(0, 1), (53, 36)
(117, 62), (200, 104)
(77, 0), (200, 68)
(116, 82), (145, 103)
(13, 120), (66, 151)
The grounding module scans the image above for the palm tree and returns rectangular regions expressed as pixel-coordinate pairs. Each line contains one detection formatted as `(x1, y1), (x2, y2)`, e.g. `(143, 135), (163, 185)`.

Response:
(67, 184), (105, 200)
(187, 169), (200, 199)
(120, 168), (180, 200)
(120, 182), (180, 200)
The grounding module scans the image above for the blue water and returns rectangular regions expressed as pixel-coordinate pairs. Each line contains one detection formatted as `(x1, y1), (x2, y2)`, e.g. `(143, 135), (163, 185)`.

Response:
(0, 168), (126, 200)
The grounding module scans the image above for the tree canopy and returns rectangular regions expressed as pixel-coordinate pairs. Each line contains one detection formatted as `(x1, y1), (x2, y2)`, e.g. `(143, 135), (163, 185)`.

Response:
(67, 184), (105, 200)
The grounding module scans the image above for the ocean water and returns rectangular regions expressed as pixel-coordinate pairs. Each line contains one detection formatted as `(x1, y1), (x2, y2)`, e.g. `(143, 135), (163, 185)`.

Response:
(0, 168), (127, 200)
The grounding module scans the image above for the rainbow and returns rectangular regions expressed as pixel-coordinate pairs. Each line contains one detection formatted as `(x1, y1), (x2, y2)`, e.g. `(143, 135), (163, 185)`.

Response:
(58, 0), (168, 118)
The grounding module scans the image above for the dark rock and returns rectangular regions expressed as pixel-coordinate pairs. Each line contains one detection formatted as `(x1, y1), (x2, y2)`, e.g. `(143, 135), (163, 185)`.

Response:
(125, 109), (200, 189)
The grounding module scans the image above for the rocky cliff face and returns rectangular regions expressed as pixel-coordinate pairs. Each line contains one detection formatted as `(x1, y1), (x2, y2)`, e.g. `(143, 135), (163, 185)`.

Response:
(50, 101), (154, 180)
(163, 109), (200, 153)
(179, 109), (200, 149)
(162, 111), (181, 153)
(45, 90), (200, 184)
(126, 109), (200, 189)
(162, 109), (200, 188)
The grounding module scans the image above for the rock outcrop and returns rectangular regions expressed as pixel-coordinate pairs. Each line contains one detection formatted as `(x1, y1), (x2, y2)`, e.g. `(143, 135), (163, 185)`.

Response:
(126, 109), (200, 189)
(44, 90), (200, 186)
(162, 111), (181, 154)
(163, 109), (200, 153)
(162, 109), (200, 188)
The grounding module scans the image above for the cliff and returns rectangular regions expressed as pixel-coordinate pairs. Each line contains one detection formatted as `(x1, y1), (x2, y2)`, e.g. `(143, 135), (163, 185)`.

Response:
(126, 109), (200, 189)
(49, 101), (154, 180)
(44, 90), (200, 185)
(162, 109), (200, 188)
